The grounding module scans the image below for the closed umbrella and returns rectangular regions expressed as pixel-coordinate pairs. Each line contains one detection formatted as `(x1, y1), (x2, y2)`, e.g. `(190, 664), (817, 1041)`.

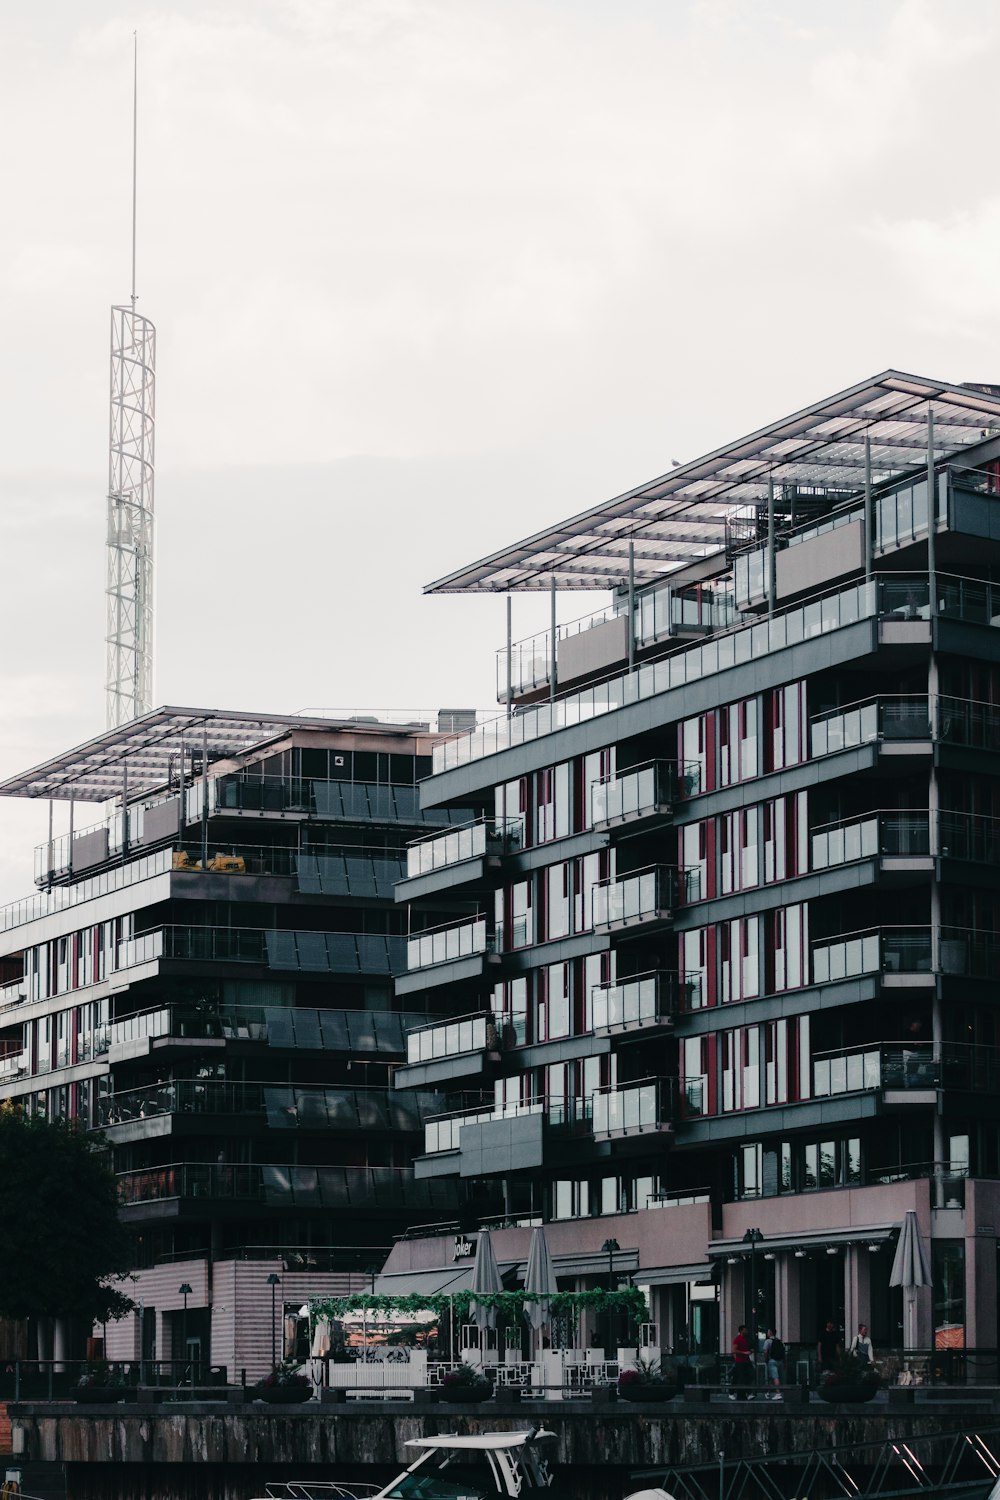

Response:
(889, 1210), (931, 1350)
(523, 1226), (558, 1338)
(470, 1229), (503, 1331)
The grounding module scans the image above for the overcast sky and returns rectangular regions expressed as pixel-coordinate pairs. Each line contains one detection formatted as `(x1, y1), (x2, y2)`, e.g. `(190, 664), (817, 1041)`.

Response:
(3, 0), (1000, 898)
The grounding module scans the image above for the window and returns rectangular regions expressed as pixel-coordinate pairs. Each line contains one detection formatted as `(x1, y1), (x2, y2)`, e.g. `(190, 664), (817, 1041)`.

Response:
(682, 928), (709, 1009)
(545, 864), (570, 941)
(683, 1036), (709, 1115)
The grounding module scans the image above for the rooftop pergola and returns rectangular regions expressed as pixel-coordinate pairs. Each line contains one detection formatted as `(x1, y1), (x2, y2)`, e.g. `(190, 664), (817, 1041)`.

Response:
(426, 370), (1000, 594)
(0, 706), (417, 805)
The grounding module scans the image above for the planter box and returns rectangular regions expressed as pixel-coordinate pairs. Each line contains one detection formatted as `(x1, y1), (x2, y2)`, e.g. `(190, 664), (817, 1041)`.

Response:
(75, 1388), (128, 1404)
(494, 1389), (522, 1408)
(591, 1387), (617, 1405)
(254, 1386), (313, 1404)
(618, 1386), (678, 1404)
(817, 1383), (880, 1404)
(440, 1385), (491, 1404)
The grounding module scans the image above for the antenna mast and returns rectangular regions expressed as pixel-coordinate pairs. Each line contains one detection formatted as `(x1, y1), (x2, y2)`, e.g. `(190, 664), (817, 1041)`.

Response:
(106, 32), (155, 729)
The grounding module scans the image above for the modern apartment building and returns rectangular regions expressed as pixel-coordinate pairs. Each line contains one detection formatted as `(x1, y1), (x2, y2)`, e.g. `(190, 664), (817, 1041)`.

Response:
(388, 371), (1000, 1363)
(0, 708), (479, 1377)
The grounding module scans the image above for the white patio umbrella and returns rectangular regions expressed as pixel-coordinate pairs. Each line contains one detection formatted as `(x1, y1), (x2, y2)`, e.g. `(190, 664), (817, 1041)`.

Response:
(469, 1228), (503, 1331)
(889, 1210), (931, 1349)
(523, 1226), (558, 1348)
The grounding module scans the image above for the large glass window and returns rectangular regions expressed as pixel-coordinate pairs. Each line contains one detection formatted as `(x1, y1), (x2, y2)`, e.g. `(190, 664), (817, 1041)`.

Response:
(933, 1242), (965, 1350)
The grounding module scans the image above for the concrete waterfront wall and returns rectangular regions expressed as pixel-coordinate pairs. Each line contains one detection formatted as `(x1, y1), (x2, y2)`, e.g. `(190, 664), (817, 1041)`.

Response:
(7, 1400), (991, 1500)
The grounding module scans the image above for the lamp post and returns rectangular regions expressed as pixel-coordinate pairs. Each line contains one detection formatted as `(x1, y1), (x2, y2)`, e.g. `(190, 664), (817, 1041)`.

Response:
(178, 1283), (192, 1384)
(742, 1228), (764, 1362)
(266, 1273), (281, 1368)
(601, 1238), (620, 1357)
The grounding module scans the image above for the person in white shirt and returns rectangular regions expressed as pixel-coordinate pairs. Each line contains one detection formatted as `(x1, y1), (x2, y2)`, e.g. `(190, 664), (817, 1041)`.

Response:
(850, 1323), (875, 1367)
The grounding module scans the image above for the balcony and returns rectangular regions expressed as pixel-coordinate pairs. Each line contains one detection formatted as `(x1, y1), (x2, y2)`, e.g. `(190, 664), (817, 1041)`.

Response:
(405, 817), (523, 880)
(120, 925), (406, 975)
(591, 971), (675, 1034)
(590, 761), (699, 829)
(812, 1042), (938, 1098)
(810, 811), (930, 872)
(811, 926), (931, 984)
(406, 1010), (497, 1065)
(439, 572), (913, 773)
(107, 1003), (419, 1055)
(116, 1161), (459, 1213)
(497, 584), (740, 700)
(97, 1080), (439, 1131)
(592, 866), (679, 930)
(809, 695), (931, 758)
(423, 1094), (592, 1155)
(592, 1077), (675, 1137)
(406, 917), (492, 973)
(810, 925), (1000, 985)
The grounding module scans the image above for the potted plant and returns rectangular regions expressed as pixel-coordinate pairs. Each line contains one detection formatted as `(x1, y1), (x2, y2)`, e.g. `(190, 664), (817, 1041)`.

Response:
(440, 1362), (493, 1403)
(617, 1356), (677, 1403)
(251, 1361), (314, 1404)
(76, 1362), (128, 1404)
(817, 1352), (881, 1404)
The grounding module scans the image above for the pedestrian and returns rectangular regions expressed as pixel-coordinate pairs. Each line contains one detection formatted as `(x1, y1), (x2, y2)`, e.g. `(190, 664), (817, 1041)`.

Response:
(762, 1326), (785, 1401)
(817, 1320), (840, 1374)
(849, 1322), (875, 1368)
(730, 1323), (754, 1401)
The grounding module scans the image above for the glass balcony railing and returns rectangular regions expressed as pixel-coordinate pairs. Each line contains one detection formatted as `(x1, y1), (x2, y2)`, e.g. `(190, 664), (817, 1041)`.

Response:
(406, 1011), (495, 1064)
(104, 1003), (421, 1055)
(592, 1077), (675, 1135)
(447, 575), (884, 773)
(811, 811), (930, 871)
(406, 918), (490, 972)
(810, 695), (931, 757)
(497, 584), (740, 699)
(592, 866), (679, 927)
(0, 1052), (27, 1080)
(98, 1080), (439, 1130)
(423, 1093), (593, 1154)
(116, 1162), (458, 1211)
(591, 972), (674, 1031)
(811, 926), (932, 984)
(405, 817), (523, 879)
(590, 761), (699, 826)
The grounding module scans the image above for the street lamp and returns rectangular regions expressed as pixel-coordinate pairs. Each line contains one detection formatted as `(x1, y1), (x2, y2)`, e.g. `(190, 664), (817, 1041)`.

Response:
(178, 1283), (192, 1384)
(601, 1238), (620, 1357)
(742, 1229), (764, 1360)
(266, 1273), (281, 1368)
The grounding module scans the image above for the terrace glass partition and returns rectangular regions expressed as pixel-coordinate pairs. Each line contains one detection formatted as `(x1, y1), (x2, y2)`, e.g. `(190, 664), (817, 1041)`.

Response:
(406, 918), (489, 972)
(591, 972), (673, 1031)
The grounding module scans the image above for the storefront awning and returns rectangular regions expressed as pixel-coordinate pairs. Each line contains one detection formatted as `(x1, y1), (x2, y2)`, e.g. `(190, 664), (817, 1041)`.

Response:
(372, 1267), (476, 1298)
(640, 1262), (715, 1287)
(708, 1225), (896, 1258)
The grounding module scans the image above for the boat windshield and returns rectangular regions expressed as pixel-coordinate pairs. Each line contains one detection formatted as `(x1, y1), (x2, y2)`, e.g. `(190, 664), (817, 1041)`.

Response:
(384, 1451), (503, 1500)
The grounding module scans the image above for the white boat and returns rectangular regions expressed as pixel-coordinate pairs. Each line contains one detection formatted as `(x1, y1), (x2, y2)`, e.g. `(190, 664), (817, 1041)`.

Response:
(257, 1428), (677, 1500)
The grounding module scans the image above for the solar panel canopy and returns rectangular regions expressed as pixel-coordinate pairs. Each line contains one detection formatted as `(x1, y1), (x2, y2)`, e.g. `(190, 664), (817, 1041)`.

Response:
(426, 370), (1000, 594)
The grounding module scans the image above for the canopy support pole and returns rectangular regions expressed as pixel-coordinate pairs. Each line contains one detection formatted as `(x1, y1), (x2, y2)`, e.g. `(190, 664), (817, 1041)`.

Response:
(627, 541), (635, 672)
(864, 432), (873, 581)
(550, 579), (557, 704)
(506, 596), (513, 717)
(766, 475), (776, 618)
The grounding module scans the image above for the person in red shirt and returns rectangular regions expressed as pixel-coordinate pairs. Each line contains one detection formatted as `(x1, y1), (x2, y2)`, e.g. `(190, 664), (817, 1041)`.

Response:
(730, 1323), (754, 1400)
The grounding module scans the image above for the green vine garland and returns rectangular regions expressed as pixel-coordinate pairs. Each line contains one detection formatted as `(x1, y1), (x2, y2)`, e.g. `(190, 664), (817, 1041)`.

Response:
(311, 1286), (648, 1325)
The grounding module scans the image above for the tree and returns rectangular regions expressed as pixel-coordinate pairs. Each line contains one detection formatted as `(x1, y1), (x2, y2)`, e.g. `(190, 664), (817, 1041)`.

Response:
(0, 1106), (134, 1323)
